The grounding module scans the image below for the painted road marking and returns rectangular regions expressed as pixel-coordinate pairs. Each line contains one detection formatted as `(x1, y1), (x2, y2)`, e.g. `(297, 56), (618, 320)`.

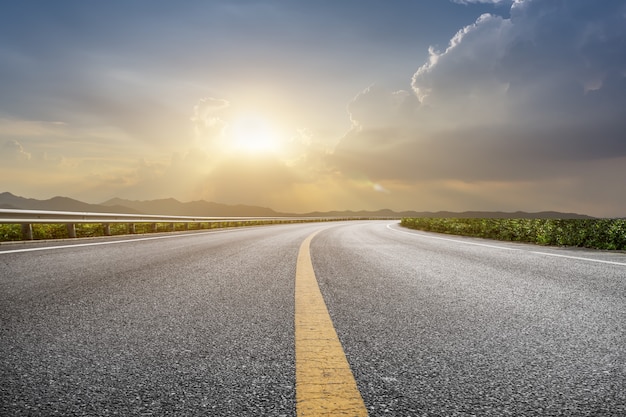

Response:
(387, 223), (518, 251)
(0, 228), (251, 255)
(388, 223), (626, 266)
(295, 230), (368, 416)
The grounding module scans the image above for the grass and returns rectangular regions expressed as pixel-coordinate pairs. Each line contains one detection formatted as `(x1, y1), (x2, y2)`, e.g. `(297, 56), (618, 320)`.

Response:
(400, 218), (626, 250)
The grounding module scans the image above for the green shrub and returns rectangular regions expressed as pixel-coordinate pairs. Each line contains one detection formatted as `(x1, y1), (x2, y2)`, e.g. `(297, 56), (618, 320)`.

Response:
(0, 218), (338, 242)
(400, 218), (626, 250)
(0, 224), (22, 241)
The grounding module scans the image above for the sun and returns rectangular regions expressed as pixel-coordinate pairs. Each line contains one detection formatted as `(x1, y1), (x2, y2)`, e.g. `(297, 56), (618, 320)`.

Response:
(227, 113), (282, 154)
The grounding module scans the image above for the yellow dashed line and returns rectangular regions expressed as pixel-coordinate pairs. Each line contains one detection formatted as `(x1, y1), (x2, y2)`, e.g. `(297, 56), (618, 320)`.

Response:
(295, 230), (368, 416)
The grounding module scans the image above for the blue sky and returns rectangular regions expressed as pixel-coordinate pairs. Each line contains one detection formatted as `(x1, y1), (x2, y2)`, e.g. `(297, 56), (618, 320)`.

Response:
(1, 0), (625, 216)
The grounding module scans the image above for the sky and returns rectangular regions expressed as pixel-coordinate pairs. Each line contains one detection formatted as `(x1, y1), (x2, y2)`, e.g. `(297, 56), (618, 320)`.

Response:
(1, 0), (625, 217)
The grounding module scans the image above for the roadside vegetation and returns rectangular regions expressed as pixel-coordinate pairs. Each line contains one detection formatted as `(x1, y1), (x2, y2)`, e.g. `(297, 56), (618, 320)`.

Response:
(400, 218), (626, 250)
(0, 219), (336, 242)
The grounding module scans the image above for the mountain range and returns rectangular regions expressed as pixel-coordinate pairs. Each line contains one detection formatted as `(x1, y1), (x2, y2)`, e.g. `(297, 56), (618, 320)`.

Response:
(0, 192), (594, 219)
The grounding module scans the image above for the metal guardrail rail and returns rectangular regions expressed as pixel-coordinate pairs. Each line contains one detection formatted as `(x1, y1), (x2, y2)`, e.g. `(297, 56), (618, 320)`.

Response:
(0, 208), (326, 240)
(0, 208), (300, 224)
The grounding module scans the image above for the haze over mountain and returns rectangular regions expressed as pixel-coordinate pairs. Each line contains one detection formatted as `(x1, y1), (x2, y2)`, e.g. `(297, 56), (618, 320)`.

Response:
(0, 192), (140, 214)
(1, 192), (594, 219)
(100, 197), (282, 217)
(0, 192), (280, 217)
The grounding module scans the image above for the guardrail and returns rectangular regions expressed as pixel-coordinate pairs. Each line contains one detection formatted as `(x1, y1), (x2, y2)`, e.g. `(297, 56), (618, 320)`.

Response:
(0, 208), (324, 240)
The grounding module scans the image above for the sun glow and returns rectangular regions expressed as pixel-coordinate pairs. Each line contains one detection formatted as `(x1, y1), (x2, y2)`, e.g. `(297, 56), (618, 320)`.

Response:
(227, 113), (282, 154)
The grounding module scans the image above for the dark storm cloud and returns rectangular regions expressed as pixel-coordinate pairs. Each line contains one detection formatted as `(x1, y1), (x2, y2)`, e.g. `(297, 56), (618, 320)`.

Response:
(331, 0), (626, 183)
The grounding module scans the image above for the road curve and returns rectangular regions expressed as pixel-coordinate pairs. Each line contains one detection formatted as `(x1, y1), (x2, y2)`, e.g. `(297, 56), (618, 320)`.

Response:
(1, 221), (625, 416)
(313, 222), (626, 416)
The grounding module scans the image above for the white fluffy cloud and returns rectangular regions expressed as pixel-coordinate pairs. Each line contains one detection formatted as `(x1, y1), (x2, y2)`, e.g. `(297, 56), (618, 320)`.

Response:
(415, 0), (626, 128)
(330, 0), (626, 214)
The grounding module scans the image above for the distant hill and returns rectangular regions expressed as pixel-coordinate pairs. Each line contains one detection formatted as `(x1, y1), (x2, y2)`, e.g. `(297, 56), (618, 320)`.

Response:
(0, 192), (595, 219)
(0, 192), (140, 214)
(388, 210), (595, 219)
(302, 209), (594, 219)
(100, 197), (282, 217)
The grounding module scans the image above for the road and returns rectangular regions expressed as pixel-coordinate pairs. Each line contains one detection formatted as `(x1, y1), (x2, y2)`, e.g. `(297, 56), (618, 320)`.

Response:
(1, 221), (625, 416)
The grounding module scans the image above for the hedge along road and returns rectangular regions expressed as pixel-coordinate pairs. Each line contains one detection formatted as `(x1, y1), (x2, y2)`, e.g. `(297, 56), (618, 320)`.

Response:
(1, 221), (625, 415)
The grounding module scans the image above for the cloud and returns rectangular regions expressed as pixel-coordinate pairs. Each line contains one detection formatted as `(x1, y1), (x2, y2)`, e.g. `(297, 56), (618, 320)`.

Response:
(191, 97), (230, 128)
(84, 149), (325, 211)
(0, 118), (68, 138)
(190, 97), (232, 149)
(348, 85), (421, 130)
(1, 139), (31, 163)
(3, 0), (624, 216)
(327, 0), (626, 214)
(332, 0), (626, 189)
(424, 0), (626, 154)
(0, 100), (336, 211)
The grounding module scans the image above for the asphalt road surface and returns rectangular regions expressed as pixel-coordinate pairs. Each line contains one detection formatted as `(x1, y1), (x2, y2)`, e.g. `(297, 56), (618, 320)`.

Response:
(1, 221), (625, 416)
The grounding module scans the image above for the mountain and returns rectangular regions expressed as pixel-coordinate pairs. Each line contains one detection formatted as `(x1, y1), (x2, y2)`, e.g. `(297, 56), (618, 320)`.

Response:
(389, 210), (595, 219)
(0, 192), (140, 214)
(301, 209), (594, 219)
(1, 192), (595, 219)
(100, 197), (282, 217)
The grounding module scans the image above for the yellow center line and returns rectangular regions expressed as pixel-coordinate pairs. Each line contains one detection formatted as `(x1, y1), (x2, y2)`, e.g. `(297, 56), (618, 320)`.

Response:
(295, 230), (368, 416)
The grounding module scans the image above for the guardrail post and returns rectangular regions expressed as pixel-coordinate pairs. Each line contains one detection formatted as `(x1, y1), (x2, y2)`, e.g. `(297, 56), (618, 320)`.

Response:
(169, 223), (175, 232)
(128, 223), (136, 234)
(152, 223), (158, 233)
(21, 223), (33, 240)
(184, 223), (189, 230)
(103, 224), (111, 236)
(66, 223), (77, 238)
